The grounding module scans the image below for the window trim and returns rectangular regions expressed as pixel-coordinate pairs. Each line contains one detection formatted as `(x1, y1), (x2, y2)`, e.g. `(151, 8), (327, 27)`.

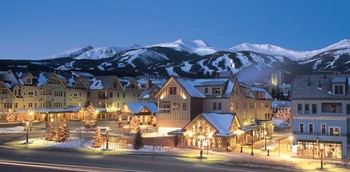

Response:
(299, 123), (304, 133)
(169, 87), (177, 95)
(308, 123), (314, 134)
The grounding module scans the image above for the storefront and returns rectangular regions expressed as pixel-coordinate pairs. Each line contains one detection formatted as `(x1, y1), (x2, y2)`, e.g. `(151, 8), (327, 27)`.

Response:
(173, 113), (244, 150)
(296, 141), (342, 159)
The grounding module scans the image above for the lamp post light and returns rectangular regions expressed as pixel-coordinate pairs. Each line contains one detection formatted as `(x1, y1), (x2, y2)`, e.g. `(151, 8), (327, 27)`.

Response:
(106, 127), (109, 150)
(264, 126), (267, 150)
(320, 152), (324, 169)
(316, 137), (324, 169)
(251, 130), (254, 156)
(46, 112), (49, 131)
(25, 121), (29, 143)
(27, 108), (34, 131)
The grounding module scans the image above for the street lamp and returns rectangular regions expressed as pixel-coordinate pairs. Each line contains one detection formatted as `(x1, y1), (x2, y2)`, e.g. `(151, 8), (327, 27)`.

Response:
(25, 121), (29, 143)
(106, 127), (109, 149)
(251, 130), (254, 156)
(264, 125), (267, 150)
(27, 108), (34, 131)
(46, 112), (49, 131)
(316, 137), (324, 169)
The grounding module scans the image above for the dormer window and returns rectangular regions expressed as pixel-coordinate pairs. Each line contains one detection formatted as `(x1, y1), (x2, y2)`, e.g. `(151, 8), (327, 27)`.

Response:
(331, 76), (346, 96)
(213, 88), (221, 95)
(258, 92), (265, 98)
(333, 84), (344, 95)
(26, 78), (32, 84)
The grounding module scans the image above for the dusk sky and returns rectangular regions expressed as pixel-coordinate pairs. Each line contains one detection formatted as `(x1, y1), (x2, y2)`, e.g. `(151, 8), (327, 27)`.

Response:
(0, 0), (349, 59)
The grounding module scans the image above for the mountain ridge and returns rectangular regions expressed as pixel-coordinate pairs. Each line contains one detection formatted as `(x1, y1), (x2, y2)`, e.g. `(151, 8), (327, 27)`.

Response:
(0, 39), (349, 81)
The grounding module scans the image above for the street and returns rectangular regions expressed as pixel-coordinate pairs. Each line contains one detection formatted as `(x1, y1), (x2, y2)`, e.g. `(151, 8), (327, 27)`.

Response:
(0, 146), (261, 172)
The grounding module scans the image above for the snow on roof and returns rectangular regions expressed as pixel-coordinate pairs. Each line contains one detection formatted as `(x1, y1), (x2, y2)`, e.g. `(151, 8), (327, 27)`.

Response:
(175, 78), (205, 98)
(89, 78), (103, 89)
(126, 102), (157, 114)
(202, 113), (234, 136)
(173, 77), (234, 98)
(4, 82), (13, 89)
(68, 76), (76, 87)
(251, 87), (273, 99)
(223, 80), (234, 97)
(272, 101), (291, 108)
(16, 72), (23, 78)
(37, 73), (48, 86)
(332, 76), (347, 83)
(139, 90), (151, 99)
(72, 71), (94, 78)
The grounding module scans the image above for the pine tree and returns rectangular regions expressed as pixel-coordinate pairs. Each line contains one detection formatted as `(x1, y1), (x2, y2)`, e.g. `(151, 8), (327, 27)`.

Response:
(83, 103), (97, 128)
(56, 120), (70, 142)
(92, 128), (103, 148)
(46, 122), (56, 141)
(133, 129), (144, 150)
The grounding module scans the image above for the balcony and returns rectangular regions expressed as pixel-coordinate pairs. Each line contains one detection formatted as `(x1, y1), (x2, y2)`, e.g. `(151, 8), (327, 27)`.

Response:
(293, 131), (349, 137)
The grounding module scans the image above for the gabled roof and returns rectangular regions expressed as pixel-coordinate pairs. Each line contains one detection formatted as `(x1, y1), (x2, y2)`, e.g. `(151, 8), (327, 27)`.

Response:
(332, 76), (347, 83)
(89, 76), (122, 90)
(181, 112), (239, 137)
(251, 87), (273, 99)
(119, 77), (141, 90)
(202, 113), (236, 137)
(0, 81), (17, 98)
(125, 102), (157, 114)
(165, 77), (235, 98)
(139, 85), (160, 99)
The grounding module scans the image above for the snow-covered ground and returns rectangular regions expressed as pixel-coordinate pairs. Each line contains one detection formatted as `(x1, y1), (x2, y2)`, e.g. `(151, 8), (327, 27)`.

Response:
(24, 138), (85, 149)
(272, 118), (288, 127)
(12, 137), (171, 152)
(0, 126), (25, 133)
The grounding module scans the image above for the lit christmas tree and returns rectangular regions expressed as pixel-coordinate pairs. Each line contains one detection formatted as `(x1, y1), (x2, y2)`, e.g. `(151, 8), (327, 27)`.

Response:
(118, 136), (127, 149)
(129, 116), (139, 133)
(46, 122), (56, 141)
(83, 103), (97, 128)
(133, 129), (144, 150)
(5, 113), (15, 122)
(92, 128), (103, 148)
(56, 120), (70, 142)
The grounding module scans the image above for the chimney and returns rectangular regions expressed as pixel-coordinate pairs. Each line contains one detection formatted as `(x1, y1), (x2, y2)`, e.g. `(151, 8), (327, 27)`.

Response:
(308, 78), (310, 86)
(147, 78), (152, 89)
(318, 80), (321, 88)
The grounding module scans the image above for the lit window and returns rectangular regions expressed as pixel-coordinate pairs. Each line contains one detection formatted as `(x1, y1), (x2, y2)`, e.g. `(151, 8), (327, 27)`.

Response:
(169, 87), (177, 95)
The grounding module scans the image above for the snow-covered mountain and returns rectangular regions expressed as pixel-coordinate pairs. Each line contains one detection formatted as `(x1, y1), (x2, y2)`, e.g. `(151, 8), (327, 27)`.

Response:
(230, 39), (350, 61)
(230, 43), (308, 61)
(75, 45), (140, 60)
(1, 39), (350, 79)
(46, 45), (93, 59)
(150, 39), (218, 56)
